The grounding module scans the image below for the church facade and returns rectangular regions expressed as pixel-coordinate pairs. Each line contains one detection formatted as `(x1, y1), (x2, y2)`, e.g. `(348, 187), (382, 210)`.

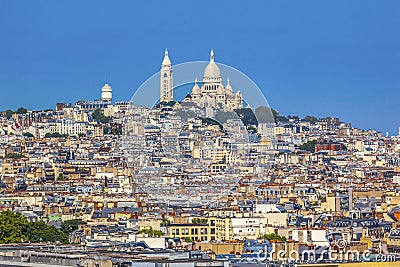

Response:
(160, 50), (243, 110)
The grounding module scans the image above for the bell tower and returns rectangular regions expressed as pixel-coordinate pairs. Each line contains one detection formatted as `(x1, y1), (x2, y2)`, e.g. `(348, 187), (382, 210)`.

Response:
(160, 49), (173, 103)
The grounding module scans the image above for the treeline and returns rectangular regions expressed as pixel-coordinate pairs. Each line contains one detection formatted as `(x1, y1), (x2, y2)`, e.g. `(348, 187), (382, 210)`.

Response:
(255, 107), (318, 124)
(0, 211), (86, 244)
(138, 227), (163, 237)
(3, 106), (319, 126)
(4, 107), (28, 119)
(235, 107), (319, 126)
(44, 132), (69, 138)
(3, 153), (24, 159)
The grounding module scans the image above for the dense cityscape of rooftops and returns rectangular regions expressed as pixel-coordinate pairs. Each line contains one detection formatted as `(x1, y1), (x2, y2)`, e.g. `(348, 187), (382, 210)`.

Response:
(0, 50), (400, 267)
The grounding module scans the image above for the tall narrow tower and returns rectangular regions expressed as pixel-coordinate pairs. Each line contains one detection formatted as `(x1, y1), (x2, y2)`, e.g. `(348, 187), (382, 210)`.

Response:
(160, 49), (173, 103)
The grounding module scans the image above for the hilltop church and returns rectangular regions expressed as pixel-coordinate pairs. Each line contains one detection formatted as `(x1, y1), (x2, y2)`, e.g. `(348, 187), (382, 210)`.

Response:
(160, 49), (242, 110)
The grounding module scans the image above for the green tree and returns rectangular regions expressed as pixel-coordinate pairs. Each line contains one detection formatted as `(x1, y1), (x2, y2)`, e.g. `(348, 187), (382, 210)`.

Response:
(247, 126), (258, 133)
(183, 237), (193, 242)
(23, 132), (34, 138)
(44, 132), (68, 138)
(160, 101), (176, 107)
(60, 219), (86, 235)
(0, 211), (69, 244)
(299, 140), (317, 152)
(138, 228), (164, 237)
(57, 173), (66, 181)
(262, 233), (287, 242)
(24, 222), (69, 243)
(235, 108), (258, 126)
(92, 109), (110, 124)
(303, 115), (318, 124)
(5, 153), (24, 159)
(161, 219), (170, 226)
(5, 110), (13, 119)
(0, 211), (29, 243)
(192, 218), (208, 225)
(16, 107), (27, 114)
(200, 117), (223, 130)
(214, 110), (237, 125)
(255, 107), (291, 123)
(287, 115), (299, 120)
(254, 106), (276, 123)
(111, 128), (122, 135)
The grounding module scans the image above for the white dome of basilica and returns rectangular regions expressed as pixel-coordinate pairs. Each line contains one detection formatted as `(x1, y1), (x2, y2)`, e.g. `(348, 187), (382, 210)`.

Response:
(203, 50), (222, 83)
(204, 63), (221, 79)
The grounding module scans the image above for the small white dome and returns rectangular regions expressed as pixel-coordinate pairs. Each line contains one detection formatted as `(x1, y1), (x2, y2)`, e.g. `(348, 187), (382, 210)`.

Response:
(192, 82), (201, 94)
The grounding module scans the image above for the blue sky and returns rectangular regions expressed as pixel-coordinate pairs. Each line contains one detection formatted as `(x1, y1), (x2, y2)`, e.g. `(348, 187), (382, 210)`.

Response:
(0, 1), (399, 134)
